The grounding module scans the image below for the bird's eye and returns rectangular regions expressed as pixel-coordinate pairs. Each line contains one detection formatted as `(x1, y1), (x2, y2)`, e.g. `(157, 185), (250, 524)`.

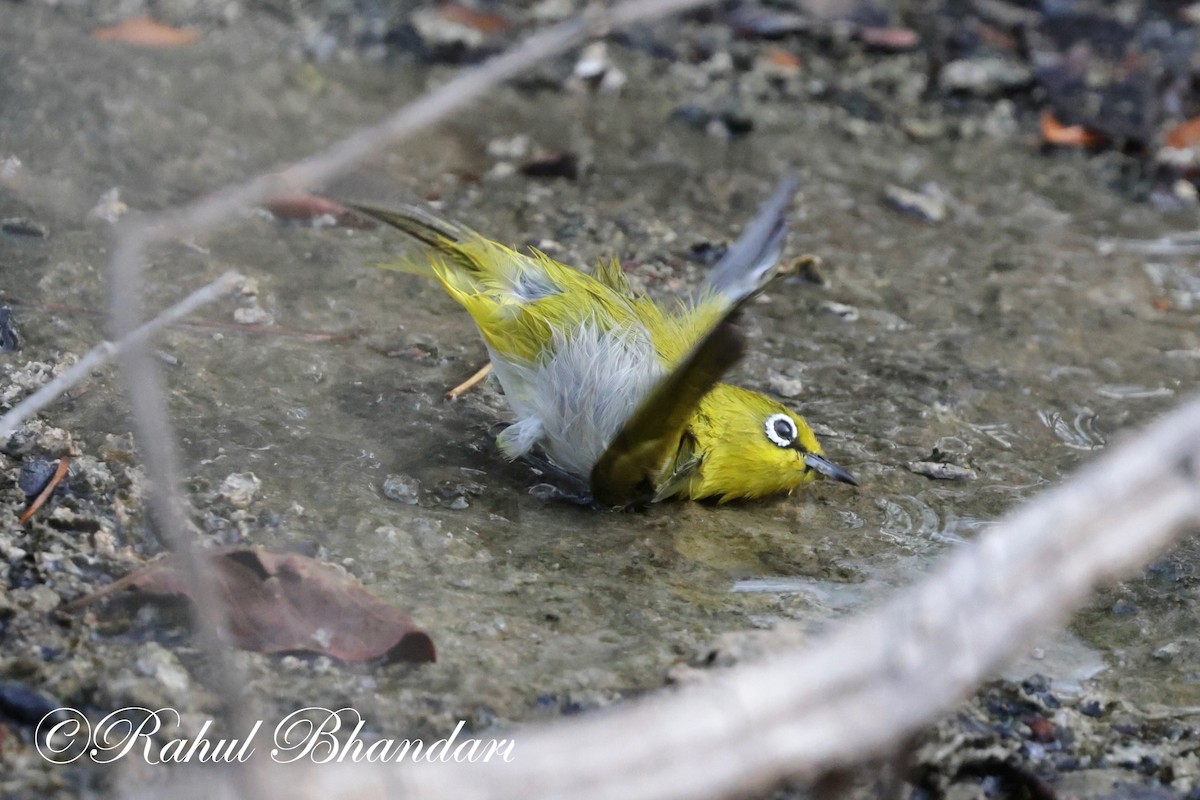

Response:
(764, 413), (798, 448)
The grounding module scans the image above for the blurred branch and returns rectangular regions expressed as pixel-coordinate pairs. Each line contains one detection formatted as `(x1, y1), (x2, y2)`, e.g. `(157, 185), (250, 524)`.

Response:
(135, 395), (1200, 799)
(0, 270), (243, 440)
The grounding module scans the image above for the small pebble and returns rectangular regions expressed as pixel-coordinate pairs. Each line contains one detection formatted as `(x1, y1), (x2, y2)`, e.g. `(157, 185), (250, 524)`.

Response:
(938, 57), (1032, 96)
(884, 183), (947, 223)
(382, 474), (422, 505)
(218, 472), (261, 509)
(768, 371), (804, 398)
(908, 461), (978, 481)
(233, 305), (274, 326)
(569, 42), (626, 93)
(821, 301), (860, 322)
(86, 188), (128, 224)
(486, 134), (531, 160)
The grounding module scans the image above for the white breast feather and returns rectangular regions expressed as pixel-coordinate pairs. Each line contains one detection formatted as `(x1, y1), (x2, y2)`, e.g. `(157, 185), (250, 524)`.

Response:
(489, 321), (665, 477)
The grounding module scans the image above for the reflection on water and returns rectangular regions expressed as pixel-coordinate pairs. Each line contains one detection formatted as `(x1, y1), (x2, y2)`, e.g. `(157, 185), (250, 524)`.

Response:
(1038, 407), (1107, 450)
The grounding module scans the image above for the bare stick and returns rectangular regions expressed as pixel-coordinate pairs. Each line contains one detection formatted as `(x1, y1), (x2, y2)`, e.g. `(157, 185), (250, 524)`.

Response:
(133, 394), (1200, 799)
(446, 363), (493, 401)
(0, 270), (243, 440)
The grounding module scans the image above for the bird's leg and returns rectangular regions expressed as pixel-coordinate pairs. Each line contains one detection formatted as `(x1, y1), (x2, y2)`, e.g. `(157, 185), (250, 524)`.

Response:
(445, 362), (492, 401)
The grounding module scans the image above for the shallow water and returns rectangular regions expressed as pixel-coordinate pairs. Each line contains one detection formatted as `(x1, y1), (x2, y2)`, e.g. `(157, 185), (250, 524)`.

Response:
(3, 0), (1200, 771)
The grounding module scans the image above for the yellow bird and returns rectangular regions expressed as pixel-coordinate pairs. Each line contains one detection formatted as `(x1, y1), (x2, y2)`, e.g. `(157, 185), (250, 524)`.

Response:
(351, 176), (857, 506)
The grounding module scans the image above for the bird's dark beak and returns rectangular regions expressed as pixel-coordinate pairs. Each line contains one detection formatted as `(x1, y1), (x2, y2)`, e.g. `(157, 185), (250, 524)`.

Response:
(804, 453), (859, 486)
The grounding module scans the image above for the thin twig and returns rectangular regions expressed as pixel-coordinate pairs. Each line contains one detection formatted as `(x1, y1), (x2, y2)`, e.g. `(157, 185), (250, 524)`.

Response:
(17, 456), (70, 524)
(446, 363), (493, 400)
(0, 270), (244, 440)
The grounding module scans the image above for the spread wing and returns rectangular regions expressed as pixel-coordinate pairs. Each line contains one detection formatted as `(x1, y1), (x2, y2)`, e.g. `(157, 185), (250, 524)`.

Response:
(590, 174), (801, 506)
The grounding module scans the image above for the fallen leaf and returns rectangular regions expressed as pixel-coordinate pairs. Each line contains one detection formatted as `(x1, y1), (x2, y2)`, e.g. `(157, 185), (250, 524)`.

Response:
(857, 27), (919, 51)
(1166, 117), (1200, 150)
(92, 16), (199, 47)
(68, 547), (435, 663)
(1040, 110), (1106, 148)
(438, 4), (509, 33)
(976, 23), (1018, 52)
(264, 194), (377, 229)
(763, 47), (800, 69)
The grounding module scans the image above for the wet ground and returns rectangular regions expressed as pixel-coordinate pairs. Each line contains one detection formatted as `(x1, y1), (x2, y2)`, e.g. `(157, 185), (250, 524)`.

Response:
(3, 0), (1200, 797)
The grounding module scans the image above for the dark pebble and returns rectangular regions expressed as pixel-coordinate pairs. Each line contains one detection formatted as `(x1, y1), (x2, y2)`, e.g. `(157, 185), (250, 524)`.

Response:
(670, 105), (712, 129)
(520, 153), (579, 180)
(18, 458), (58, 501)
(0, 217), (47, 238)
(688, 241), (728, 266)
(0, 681), (60, 728)
(0, 307), (19, 352)
(1111, 598), (1138, 616)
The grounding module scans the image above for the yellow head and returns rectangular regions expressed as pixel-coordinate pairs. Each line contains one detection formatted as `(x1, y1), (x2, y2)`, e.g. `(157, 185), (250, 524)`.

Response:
(683, 385), (857, 502)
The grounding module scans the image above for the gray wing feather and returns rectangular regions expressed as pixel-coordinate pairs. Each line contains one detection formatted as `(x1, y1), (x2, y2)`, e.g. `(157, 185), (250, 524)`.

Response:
(702, 173), (801, 305)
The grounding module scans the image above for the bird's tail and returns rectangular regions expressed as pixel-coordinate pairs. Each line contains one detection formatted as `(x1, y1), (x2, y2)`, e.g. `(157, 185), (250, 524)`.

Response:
(344, 201), (489, 281)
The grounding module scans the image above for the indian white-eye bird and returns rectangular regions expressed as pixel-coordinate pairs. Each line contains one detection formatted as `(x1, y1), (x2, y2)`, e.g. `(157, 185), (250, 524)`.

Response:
(350, 176), (857, 506)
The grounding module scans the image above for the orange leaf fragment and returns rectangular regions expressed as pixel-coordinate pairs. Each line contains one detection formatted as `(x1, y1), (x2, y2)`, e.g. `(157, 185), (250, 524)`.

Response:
(764, 47), (800, 69)
(1165, 117), (1200, 150)
(438, 4), (509, 34)
(1040, 110), (1105, 148)
(857, 26), (919, 51)
(92, 15), (199, 47)
(263, 194), (377, 229)
(69, 547), (436, 663)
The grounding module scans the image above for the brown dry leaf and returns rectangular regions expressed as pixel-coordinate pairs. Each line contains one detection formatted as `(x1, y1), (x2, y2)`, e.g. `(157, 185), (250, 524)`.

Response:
(263, 194), (377, 229)
(763, 47), (801, 69)
(439, 4), (509, 33)
(1040, 110), (1106, 148)
(70, 547), (435, 663)
(1165, 117), (1200, 150)
(92, 16), (199, 47)
(857, 27), (919, 51)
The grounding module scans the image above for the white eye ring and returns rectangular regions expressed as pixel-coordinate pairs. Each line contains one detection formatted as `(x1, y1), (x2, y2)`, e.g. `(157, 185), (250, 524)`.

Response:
(764, 413), (798, 448)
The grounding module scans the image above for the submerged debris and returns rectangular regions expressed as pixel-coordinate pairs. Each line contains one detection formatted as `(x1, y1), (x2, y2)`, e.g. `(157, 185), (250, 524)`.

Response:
(68, 547), (436, 663)
(908, 460), (978, 482)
